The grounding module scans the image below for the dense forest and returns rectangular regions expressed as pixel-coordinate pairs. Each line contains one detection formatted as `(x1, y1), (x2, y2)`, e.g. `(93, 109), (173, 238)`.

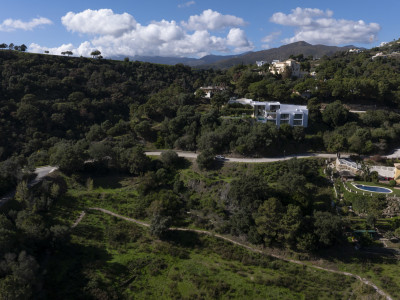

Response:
(2, 42), (400, 194)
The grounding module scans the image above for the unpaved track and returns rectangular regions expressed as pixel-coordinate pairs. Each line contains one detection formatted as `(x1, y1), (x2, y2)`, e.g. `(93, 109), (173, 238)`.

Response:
(86, 207), (392, 300)
(71, 211), (86, 228)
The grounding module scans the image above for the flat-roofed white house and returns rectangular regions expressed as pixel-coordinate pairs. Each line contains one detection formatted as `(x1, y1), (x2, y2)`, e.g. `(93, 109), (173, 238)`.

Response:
(198, 86), (226, 98)
(256, 61), (267, 67)
(228, 98), (308, 127)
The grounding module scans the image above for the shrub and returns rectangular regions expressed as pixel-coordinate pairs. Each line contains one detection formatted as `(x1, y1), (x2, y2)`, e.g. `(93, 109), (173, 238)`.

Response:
(196, 150), (215, 170)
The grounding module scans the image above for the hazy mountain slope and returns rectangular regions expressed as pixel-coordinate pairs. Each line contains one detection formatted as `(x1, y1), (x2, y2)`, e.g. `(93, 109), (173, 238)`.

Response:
(111, 42), (356, 68)
(203, 41), (356, 69)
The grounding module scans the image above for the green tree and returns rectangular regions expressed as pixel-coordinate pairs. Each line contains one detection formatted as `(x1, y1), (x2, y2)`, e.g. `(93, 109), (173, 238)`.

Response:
(0, 252), (39, 300)
(313, 211), (343, 247)
(322, 100), (349, 127)
(211, 91), (228, 111)
(196, 149), (215, 170)
(348, 129), (373, 154)
(255, 197), (285, 245)
(50, 142), (85, 174)
(149, 213), (171, 238)
(119, 146), (150, 175)
(14, 181), (30, 205)
(0, 215), (16, 255)
(91, 50), (101, 58)
(160, 150), (180, 169)
(281, 204), (303, 248)
(323, 132), (347, 153)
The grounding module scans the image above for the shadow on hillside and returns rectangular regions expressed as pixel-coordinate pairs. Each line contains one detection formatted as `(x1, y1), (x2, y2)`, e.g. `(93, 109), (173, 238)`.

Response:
(43, 241), (127, 298)
(164, 230), (203, 248)
(316, 244), (399, 265)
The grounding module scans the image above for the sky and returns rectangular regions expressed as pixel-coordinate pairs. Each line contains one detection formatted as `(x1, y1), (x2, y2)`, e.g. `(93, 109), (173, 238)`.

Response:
(0, 0), (399, 58)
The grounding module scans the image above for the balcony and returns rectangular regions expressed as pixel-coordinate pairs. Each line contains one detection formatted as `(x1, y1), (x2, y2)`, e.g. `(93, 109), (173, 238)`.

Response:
(280, 114), (289, 120)
(293, 120), (303, 126)
(268, 105), (280, 112)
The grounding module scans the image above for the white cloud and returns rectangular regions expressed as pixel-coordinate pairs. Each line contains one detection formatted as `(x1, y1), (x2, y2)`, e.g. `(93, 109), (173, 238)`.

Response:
(182, 9), (246, 31)
(261, 31), (281, 49)
(0, 17), (52, 32)
(31, 9), (253, 58)
(270, 8), (332, 27)
(29, 42), (94, 57)
(178, 1), (195, 8)
(270, 7), (380, 45)
(227, 28), (253, 52)
(61, 9), (137, 37)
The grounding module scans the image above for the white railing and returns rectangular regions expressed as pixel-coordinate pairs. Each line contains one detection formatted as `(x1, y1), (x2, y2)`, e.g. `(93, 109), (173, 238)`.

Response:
(338, 159), (361, 170)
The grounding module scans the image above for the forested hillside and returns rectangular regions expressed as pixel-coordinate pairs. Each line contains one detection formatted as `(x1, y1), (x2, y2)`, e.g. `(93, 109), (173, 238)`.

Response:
(2, 42), (400, 193)
(1, 46), (400, 299)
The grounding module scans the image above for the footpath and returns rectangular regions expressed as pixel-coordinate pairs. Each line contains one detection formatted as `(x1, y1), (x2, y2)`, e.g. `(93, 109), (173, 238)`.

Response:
(70, 207), (393, 300)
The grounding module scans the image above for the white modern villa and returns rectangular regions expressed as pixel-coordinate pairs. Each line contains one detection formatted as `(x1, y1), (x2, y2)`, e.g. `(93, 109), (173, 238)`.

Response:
(228, 98), (308, 127)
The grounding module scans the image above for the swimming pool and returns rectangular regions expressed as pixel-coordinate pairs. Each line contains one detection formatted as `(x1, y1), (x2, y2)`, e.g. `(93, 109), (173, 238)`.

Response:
(353, 184), (392, 193)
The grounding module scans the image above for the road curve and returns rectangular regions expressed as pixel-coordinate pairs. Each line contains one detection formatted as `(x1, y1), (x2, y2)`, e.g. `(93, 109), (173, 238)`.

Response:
(0, 166), (58, 208)
(87, 207), (392, 300)
(145, 151), (349, 163)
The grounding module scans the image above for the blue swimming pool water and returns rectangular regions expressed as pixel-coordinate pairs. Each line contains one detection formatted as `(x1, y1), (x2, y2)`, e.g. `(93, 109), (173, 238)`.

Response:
(354, 184), (392, 193)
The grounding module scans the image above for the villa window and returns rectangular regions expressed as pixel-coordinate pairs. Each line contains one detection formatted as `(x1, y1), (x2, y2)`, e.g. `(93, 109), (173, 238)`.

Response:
(294, 114), (303, 120)
(280, 114), (289, 120)
(293, 120), (303, 126)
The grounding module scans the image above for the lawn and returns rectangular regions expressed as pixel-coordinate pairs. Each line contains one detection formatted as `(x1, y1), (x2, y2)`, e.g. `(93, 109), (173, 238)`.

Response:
(343, 180), (400, 196)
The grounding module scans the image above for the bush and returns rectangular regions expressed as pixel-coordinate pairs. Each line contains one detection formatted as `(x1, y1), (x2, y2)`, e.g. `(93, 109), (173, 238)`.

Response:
(389, 180), (396, 187)
(196, 150), (215, 170)
(160, 150), (180, 169)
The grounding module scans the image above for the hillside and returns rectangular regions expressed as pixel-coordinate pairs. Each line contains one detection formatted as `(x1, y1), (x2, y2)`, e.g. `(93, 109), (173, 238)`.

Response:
(112, 41), (355, 68)
(1, 42), (400, 299)
(203, 41), (356, 68)
(112, 53), (247, 67)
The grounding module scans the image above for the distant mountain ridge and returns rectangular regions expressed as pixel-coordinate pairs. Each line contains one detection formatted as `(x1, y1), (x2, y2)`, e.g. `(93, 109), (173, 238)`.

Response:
(112, 41), (358, 68)
(203, 41), (358, 69)
(112, 53), (245, 66)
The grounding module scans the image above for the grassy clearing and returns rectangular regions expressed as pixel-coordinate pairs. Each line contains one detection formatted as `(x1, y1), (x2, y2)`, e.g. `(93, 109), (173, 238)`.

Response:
(335, 256), (400, 298)
(46, 207), (362, 299)
(46, 161), (395, 299)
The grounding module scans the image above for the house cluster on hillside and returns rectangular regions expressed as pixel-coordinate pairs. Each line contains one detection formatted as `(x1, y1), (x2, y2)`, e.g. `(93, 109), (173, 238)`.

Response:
(336, 158), (400, 184)
(228, 98), (308, 127)
(348, 48), (363, 54)
(372, 51), (400, 60)
(256, 59), (307, 78)
(198, 86), (226, 98)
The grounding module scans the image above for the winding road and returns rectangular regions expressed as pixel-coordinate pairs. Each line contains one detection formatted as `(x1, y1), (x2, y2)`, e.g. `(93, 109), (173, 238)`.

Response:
(83, 207), (392, 300)
(145, 151), (349, 163)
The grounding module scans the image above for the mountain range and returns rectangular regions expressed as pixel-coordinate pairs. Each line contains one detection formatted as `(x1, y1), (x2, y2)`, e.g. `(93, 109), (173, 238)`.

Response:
(114, 41), (358, 68)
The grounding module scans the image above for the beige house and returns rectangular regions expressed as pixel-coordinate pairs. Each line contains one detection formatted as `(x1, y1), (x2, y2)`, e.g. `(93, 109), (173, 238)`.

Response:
(269, 59), (301, 77)
(395, 164), (400, 184)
